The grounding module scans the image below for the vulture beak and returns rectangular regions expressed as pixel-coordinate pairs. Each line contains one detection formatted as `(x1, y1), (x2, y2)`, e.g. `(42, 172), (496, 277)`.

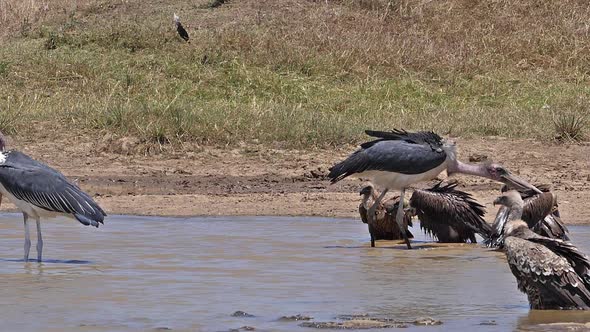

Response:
(499, 173), (542, 194)
(403, 207), (416, 216)
(492, 197), (500, 206)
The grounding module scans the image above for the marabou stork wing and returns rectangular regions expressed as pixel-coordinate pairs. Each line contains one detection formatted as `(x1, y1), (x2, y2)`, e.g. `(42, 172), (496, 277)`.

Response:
(328, 140), (446, 183)
(0, 151), (106, 227)
(409, 182), (490, 240)
(364, 129), (444, 149)
(505, 236), (590, 309)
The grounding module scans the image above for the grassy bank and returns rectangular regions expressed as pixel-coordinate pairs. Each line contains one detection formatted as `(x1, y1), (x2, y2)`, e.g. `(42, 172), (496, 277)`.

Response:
(1, 0), (589, 147)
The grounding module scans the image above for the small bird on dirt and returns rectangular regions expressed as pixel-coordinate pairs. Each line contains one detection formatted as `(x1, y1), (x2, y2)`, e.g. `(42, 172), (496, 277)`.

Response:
(174, 13), (190, 42)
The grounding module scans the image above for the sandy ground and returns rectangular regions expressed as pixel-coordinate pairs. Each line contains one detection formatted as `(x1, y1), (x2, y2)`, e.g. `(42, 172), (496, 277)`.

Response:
(2, 132), (589, 224)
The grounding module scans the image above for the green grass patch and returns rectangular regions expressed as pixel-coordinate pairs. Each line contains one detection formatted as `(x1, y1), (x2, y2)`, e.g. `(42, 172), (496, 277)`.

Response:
(0, 0), (589, 147)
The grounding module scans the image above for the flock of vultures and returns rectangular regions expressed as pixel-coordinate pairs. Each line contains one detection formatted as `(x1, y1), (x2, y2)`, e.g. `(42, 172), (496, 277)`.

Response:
(329, 130), (589, 311)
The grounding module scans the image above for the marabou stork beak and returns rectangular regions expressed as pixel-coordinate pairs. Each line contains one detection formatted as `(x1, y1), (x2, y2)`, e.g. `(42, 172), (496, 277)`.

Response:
(500, 173), (542, 194)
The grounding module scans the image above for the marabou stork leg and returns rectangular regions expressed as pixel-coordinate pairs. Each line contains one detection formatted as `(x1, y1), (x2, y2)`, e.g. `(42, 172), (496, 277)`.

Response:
(35, 218), (43, 262)
(23, 213), (31, 262)
(396, 189), (412, 249)
(368, 224), (376, 247)
(367, 188), (389, 247)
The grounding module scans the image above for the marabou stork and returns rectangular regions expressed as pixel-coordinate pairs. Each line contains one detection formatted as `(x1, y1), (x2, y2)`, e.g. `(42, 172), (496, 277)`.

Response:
(486, 184), (568, 247)
(405, 181), (491, 243)
(0, 134), (106, 262)
(492, 191), (590, 310)
(174, 14), (190, 42)
(359, 185), (413, 247)
(328, 129), (540, 249)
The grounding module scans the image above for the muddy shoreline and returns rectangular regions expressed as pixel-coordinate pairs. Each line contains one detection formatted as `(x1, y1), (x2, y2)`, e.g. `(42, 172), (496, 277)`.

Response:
(2, 134), (589, 224)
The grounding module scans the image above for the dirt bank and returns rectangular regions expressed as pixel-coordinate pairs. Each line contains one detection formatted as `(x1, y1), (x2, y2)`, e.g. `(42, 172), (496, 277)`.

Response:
(2, 134), (589, 224)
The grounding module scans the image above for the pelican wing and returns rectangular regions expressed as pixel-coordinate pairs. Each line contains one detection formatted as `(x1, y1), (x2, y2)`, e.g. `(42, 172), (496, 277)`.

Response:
(0, 151), (106, 227)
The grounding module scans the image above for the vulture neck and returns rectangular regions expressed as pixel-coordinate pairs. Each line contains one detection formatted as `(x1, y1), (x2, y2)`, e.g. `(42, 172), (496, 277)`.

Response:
(504, 202), (526, 236)
(361, 194), (371, 208)
(508, 204), (524, 221)
(362, 189), (379, 208)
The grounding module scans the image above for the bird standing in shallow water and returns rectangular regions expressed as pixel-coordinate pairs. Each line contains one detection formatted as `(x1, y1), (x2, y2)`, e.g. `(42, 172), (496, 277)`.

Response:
(493, 191), (590, 310)
(174, 13), (190, 42)
(0, 133), (106, 262)
(486, 184), (568, 247)
(359, 184), (413, 247)
(328, 129), (540, 249)
(406, 181), (490, 243)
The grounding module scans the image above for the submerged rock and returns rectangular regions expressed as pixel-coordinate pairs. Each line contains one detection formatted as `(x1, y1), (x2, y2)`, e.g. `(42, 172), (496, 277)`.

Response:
(300, 319), (404, 329)
(336, 314), (370, 320)
(228, 326), (256, 332)
(413, 317), (443, 326)
(278, 314), (313, 321)
(479, 320), (497, 326)
(231, 311), (256, 318)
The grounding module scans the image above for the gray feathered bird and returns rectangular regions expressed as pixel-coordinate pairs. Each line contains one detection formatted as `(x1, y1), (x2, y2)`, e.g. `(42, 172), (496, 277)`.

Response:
(0, 133), (106, 262)
(493, 190), (590, 310)
(328, 129), (540, 249)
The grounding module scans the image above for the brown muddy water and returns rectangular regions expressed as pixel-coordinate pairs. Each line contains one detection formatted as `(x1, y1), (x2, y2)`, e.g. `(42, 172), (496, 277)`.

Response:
(0, 214), (590, 332)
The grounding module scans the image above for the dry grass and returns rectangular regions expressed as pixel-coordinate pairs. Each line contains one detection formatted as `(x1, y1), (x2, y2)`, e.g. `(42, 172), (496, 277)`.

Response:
(551, 98), (589, 142)
(0, 0), (589, 147)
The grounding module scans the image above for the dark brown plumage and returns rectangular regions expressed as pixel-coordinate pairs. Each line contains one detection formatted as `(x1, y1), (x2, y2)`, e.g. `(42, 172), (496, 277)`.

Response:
(359, 185), (413, 247)
(507, 184), (569, 240)
(493, 191), (590, 310)
(487, 184), (568, 247)
(406, 181), (491, 243)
